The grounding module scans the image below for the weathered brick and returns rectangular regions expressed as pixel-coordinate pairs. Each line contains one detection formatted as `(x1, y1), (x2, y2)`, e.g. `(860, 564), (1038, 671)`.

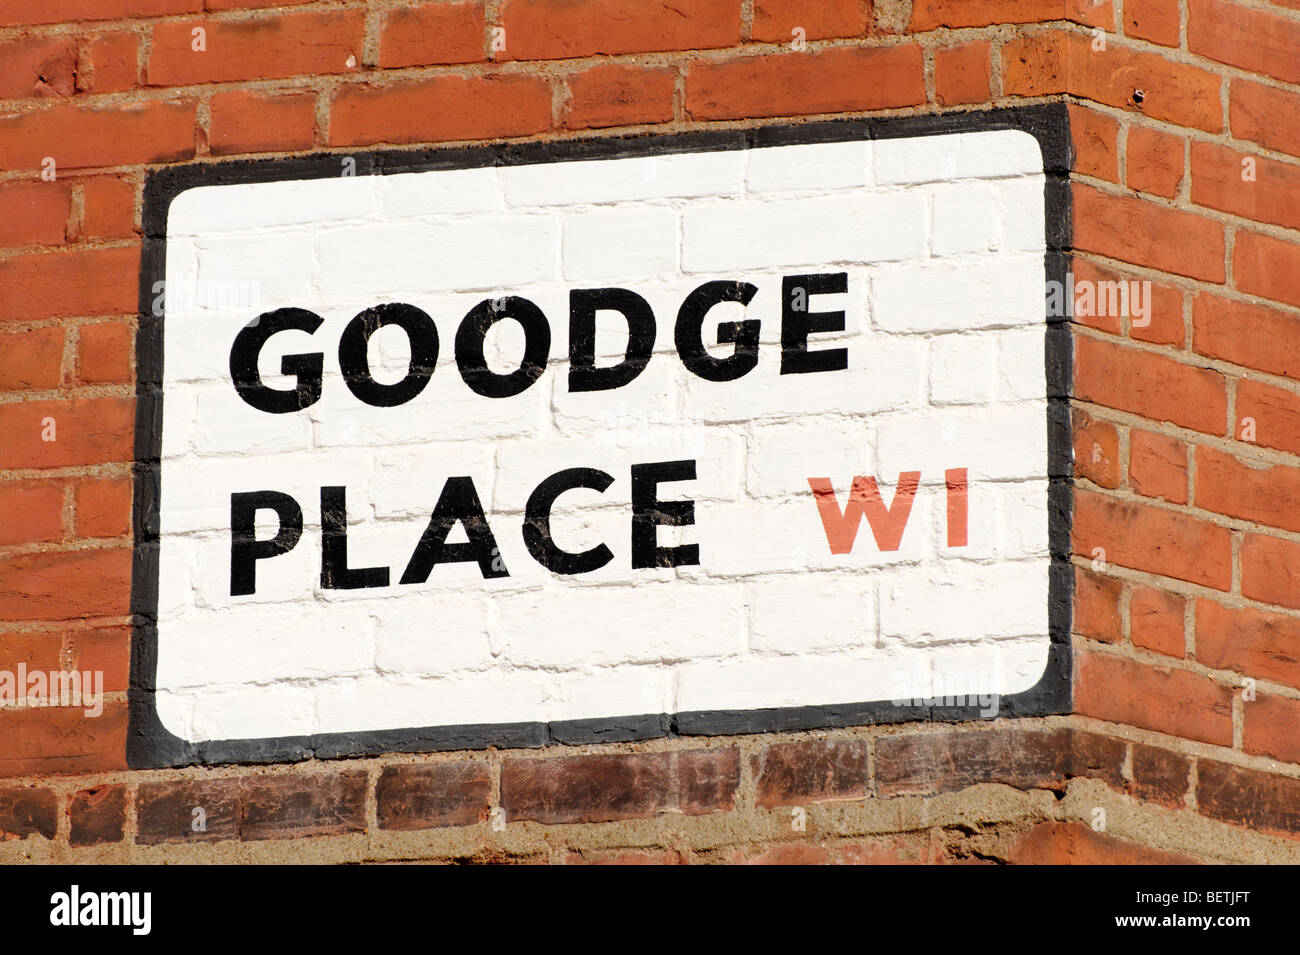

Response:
(208, 90), (316, 156)
(752, 739), (869, 807)
(1196, 598), (1300, 689)
(378, 2), (484, 68)
(330, 74), (552, 147)
(0, 326), (65, 392)
(376, 761), (490, 830)
(0, 703), (127, 777)
(69, 784), (126, 846)
(685, 45), (925, 120)
(1128, 430), (1188, 504)
(1192, 141), (1300, 233)
(0, 397), (135, 470)
(1194, 445), (1300, 534)
(1130, 585), (1185, 658)
(1188, 0), (1300, 84)
(239, 772), (367, 841)
(1072, 408), (1120, 488)
(500, 0), (740, 59)
(1074, 650), (1233, 745)
(1241, 533), (1300, 610)
(1072, 184), (1225, 282)
(135, 779), (241, 844)
(501, 749), (738, 824)
(0, 481), (65, 547)
(1007, 821), (1199, 863)
(934, 41), (992, 106)
(563, 63), (676, 131)
(1127, 126), (1183, 199)
(1233, 231), (1300, 311)
(1073, 491), (1231, 589)
(1130, 743), (1190, 808)
(0, 549), (132, 621)
(1193, 292), (1300, 379)
(0, 247), (140, 323)
(1074, 566), (1123, 643)
(0, 785), (57, 839)
(875, 728), (1124, 796)
(1197, 760), (1300, 837)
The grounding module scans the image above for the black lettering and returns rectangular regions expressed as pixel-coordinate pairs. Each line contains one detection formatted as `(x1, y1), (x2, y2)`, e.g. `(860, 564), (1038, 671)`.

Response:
(455, 296), (550, 398)
(337, 303), (438, 407)
(228, 308), (324, 414)
(568, 288), (656, 393)
(781, 272), (848, 375)
(674, 280), (760, 382)
(401, 476), (509, 582)
(230, 491), (303, 596)
(631, 459), (698, 569)
(320, 486), (390, 590)
(523, 467), (615, 574)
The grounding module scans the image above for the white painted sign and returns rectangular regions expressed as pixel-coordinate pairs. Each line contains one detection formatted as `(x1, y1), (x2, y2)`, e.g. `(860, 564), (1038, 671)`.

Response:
(143, 118), (1065, 759)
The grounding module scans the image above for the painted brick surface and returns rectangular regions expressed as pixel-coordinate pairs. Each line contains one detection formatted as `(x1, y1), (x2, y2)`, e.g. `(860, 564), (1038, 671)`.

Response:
(0, 0), (1298, 865)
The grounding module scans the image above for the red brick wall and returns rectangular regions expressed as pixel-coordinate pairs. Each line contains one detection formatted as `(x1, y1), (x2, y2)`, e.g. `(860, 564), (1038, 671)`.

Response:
(1, 0), (1298, 863)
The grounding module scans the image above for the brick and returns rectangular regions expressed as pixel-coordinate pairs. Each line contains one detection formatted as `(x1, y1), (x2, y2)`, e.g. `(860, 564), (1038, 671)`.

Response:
(378, 2), (484, 68)
(1072, 408), (1120, 488)
(1192, 141), (1300, 233)
(63, 625), (130, 692)
(1196, 598), (1300, 688)
(0, 247), (140, 322)
(330, 74), (552, 147)
(0, 36), (77, 99)
(1007, 821), (1199, 864)
(208, 90), (317, 156)
(0, 630), (62, 674)
(1236, 378), (1300, 457)
(78, 33), (138, 94)
(1243, 694), (1300, 764)
(563, 63), (676, 131)
(1074, 335), (1227, 435)
(69, 785), (126, 846)
(500, 749), (739, 824)
(1189, 0), (1300, 85)
(1195, 445), (1300, 533)
(146, 12), (365, 85)
(135, 779), (240, 844)
(376, 761), (490, 830)
(75, 477), (131, 539)
(0, 481), (65, 546)
(1130, 585), (1185, 657)
(0, 398), (135, 469)
(732, 842), (833, 865)
(0, 181), (70, 248)
(76, 322), (132, 385)
(1002, 32), (1222, 133)
(678, 748), (740, 815)
(77, 177), (136, 240)
(0, 549), (132, 621)
(0, 702), (127, 777)
(752, 0), (869, 41)
(751, 739), (868, 808)
(1241, 533), (1300, 609)
(1126, 126), (1183, 199)
(1128, 429), (1187, 504)
(1197, 760), (1300, 837)
(1193, 292), (1300, 379)
(1124, 0), (1181, 45)
(1230, 79), (1300, 161)
(567, 848), (687, 864)
(1072, 184), (1225, 282)
(1074, 650), (1233, 744)
(0, 0), (199, 26)
(239, 772), (367, 840)
(1233, 231), (1300, 310)
(911, 0), (1114, 29)
(685, 45), (926, 121)
(1066, 104), (1119, 182)
(875, 728), (1124, 796)
(500, 0), (740, 59)
(1073, 490), (1231, 590)
(1074, 566), (1123, 643)
(205, 0), (317, 8)
(0, 326), (65, 391)
(0, 786), (57, 839)
(1128, 280), (1184, 347)
(0, 102), (195, 172)
(1130, 743), (1190, 807)
(1069, 258), (1122, 334)
(934, 41), (992, 106)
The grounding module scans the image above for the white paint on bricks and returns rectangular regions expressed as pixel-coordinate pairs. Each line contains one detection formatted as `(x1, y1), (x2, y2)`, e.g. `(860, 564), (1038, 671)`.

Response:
(156, 129), (1051, 746)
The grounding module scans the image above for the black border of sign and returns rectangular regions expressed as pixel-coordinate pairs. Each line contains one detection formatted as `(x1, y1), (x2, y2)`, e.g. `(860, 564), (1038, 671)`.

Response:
(129, 103), (1075, 768)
